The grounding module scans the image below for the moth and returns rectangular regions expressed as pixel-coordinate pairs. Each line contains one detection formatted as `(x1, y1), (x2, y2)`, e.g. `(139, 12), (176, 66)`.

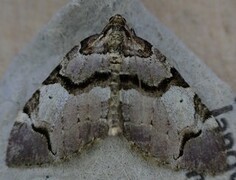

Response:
(6, 14), (227, 174)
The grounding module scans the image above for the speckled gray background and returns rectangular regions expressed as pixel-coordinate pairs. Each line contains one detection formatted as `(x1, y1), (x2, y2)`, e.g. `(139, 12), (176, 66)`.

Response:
(0, 0), (235, 179)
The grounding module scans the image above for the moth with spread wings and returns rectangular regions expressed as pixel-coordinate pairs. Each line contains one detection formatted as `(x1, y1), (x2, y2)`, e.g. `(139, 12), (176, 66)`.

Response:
(6, 14), (227, 174)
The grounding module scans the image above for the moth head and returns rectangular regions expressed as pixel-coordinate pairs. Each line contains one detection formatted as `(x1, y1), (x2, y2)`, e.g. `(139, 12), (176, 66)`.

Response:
(80, 14), (152, 58)
(108, 14), (126, 26)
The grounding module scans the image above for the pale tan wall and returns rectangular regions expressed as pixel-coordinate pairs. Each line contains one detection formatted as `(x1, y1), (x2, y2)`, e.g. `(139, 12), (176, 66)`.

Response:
(0, 0), (68, 77)
(0, 0), (235, 92)
(143, 0), (236, 92)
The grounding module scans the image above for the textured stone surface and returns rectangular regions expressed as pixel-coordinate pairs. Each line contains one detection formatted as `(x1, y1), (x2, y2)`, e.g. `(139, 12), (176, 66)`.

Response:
(0, 0), (236, 179)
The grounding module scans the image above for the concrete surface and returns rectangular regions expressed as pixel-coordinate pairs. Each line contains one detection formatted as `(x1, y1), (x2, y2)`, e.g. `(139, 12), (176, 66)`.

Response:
(0, 0), (236, 179)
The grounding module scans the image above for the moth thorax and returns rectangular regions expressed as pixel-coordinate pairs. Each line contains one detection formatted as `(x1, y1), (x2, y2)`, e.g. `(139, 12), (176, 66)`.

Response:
(107, 30), (124, 53)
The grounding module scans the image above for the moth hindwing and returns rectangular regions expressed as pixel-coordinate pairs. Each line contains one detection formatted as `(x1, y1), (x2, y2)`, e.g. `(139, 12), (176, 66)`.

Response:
(6, 14), (227, 174)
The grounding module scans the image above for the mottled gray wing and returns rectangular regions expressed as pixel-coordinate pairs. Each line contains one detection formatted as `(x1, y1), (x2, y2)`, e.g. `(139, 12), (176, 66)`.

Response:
(6, 46), (111, 166)
(120, 49), (227, 174)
